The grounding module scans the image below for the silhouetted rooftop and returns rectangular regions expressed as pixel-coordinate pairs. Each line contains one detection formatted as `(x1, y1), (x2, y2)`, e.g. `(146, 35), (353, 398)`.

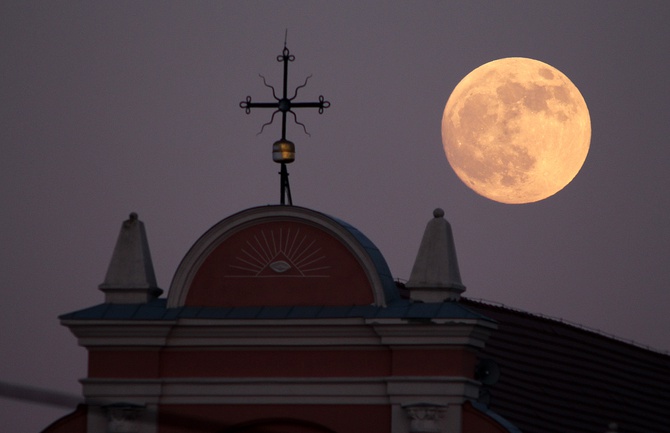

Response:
(462, 298), (670, 433)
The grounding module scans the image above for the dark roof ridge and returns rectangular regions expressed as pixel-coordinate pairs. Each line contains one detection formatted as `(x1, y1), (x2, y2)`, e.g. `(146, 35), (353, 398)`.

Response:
(462, 296), (669, 356)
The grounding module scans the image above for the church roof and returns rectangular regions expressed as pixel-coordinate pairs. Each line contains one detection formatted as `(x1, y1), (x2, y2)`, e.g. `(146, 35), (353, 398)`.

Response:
(62, 206), (495, 322)
(462, 298), (670, 433)
(60, 297), (492, 322)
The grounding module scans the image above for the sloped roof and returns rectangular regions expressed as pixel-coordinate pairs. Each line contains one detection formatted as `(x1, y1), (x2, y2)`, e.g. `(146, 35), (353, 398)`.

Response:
(60, 298), (493, 322)
(465, 401), (523, 433)
(462, 298), (670, 433)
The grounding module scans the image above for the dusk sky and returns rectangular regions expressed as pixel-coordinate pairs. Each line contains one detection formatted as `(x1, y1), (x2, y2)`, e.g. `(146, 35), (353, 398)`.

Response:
(2, 2), (670, 431)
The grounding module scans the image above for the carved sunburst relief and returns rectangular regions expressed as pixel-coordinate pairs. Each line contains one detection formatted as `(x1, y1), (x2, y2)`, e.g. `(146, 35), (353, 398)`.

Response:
(179, 211), (376, 307)
(229, 228), (330, 277)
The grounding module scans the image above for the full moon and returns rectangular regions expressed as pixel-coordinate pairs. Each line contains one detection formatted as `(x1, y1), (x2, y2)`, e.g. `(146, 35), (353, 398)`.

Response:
(441, 57), (591, 204)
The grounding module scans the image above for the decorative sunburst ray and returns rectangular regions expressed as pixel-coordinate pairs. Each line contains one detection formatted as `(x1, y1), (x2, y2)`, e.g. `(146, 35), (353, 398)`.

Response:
(229, 229), (330, 277)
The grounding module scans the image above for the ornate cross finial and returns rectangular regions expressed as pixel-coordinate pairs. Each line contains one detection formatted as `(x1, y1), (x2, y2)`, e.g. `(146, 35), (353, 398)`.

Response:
(240, 42), (330, 205)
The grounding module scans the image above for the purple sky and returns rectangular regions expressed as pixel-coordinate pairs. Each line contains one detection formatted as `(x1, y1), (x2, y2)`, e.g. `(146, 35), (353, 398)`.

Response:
(2, 2), (670, 431)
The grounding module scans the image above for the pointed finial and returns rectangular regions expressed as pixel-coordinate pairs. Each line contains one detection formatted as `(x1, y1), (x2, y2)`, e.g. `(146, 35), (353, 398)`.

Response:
(406, 208), (466, 302)
(99, 213), (162, 303)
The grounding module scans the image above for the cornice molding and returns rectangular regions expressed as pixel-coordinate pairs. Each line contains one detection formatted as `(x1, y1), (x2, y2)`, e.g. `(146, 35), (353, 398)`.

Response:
(81, 376), (480, 406)
(63, 317), (493, 348)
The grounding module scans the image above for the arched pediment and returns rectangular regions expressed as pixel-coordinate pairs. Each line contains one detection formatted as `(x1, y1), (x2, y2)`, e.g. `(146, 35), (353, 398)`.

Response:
(167, 206), (397, 308)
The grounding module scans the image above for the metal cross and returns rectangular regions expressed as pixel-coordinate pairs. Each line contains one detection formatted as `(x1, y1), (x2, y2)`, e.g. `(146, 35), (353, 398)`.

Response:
(240, 44), (330, 205)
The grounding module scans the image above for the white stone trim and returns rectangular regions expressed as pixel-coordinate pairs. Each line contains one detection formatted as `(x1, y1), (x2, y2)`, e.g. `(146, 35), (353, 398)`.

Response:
(402, 402), (447, 433)
(166, 320), (381, 346)
(62, 321), (174, 347)
(81, 376), (480, 406)
(370, 320), (496, 348)
(87, 403), (158, 433)
(166, 206), (391, 308)
(63, 318), (493, 348)
(386, 377), (480, 403)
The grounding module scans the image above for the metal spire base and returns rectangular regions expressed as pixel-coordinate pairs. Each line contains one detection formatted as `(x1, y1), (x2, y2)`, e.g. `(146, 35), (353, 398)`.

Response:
(280, 163), (292, 206)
